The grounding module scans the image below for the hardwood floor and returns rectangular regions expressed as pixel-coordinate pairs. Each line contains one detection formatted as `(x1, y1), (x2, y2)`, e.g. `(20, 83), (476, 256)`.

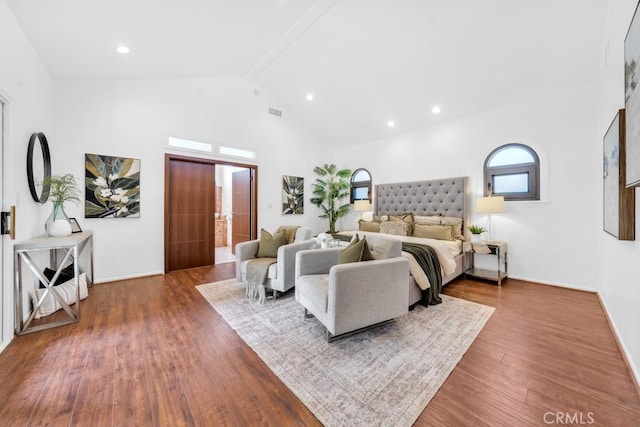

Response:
(1, 267), (639, 426)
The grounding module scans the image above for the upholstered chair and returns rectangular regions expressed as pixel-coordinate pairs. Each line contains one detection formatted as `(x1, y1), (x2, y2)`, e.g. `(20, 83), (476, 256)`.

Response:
(235, 227), (313, 298)
(295, 233), (410, 341)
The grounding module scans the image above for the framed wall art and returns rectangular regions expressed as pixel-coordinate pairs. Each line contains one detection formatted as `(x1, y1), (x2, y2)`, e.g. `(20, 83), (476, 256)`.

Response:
(282, 175), (304, 214)
(624, 2), (640, 187)
(85, 153), (140, 218)
(603, 109), (635, 240)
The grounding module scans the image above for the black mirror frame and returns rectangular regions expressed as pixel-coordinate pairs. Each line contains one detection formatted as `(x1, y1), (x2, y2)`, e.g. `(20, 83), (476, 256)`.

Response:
(27, 132), (52, 203)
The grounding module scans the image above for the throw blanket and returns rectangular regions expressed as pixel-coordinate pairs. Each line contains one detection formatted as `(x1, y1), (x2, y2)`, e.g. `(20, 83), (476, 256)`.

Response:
(402, 243), (442, 306)
(246, 257), (277, 303)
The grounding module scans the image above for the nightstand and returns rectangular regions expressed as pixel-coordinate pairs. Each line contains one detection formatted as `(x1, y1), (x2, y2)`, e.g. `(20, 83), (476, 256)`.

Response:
(465, 241), (508, 285)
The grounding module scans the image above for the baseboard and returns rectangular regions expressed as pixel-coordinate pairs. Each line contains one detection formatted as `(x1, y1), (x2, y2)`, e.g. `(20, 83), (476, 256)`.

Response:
(0, 339), (9, 354)
(93, 270), (164, 285)
(596, 293), (640, 401)
(507, 274), (597, 293)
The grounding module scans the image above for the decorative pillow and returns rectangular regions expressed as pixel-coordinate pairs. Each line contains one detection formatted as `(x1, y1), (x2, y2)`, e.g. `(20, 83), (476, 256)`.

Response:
(389, 213), (414, 224)
(441, 216), (465, 240)
(359, 220), (381, 233)
(32, 273), (88, 319)
(389, 213), (414, 235)
(413, 215), (442, 225)
(373, 215), (388, 222)
(276, 225), (299, 244)
(39, 264), (75, 288)
(380, 220), (410, 236)
(361, 237), (374, 261)
(339, 235), (365, 264)
(413, 223), (455, 241)
(257, 229), (287, 258)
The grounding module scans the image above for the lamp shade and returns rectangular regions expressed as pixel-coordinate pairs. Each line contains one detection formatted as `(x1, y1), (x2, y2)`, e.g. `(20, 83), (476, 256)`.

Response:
(476, 196), (504, 214)
(353, 200), (371, 212)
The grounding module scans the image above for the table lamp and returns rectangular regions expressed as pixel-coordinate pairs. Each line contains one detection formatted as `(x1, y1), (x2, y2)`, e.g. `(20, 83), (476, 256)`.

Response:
(353, 200), (372, 220)
(476, 195), (504, 241)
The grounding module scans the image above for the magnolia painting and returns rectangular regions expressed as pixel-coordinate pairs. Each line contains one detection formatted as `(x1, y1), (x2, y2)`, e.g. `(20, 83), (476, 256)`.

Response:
(85, 153), (140, 218)
(282, 175), (303, 214)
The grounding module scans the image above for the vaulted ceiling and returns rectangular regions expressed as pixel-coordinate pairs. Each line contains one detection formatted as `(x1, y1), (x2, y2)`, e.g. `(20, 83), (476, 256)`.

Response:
(7, 0), (606, 144)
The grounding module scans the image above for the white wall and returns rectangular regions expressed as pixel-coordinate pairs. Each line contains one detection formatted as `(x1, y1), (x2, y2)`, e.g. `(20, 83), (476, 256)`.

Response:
(335, 84), (601, 290)
(53, 77), (328, 282)
(0, 0), (54, 351)
(598, 0), (640, 383)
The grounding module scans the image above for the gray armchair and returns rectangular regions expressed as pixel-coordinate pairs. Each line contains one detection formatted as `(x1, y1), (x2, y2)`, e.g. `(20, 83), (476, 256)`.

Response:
(295, 233), (410, 341)
(236, 227), (313, 298)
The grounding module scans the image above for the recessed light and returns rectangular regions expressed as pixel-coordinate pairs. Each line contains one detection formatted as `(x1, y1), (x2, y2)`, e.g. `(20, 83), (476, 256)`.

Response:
(306, 93), (314, 101)
(432, 106), (441, 114)
(116, 45), (130, 54)
(387, 120), (395, 127)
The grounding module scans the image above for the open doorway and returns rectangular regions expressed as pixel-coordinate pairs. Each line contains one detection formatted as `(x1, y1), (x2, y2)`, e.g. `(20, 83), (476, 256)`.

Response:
(214, 164), (252, 264)
(164, 154), (257, 272)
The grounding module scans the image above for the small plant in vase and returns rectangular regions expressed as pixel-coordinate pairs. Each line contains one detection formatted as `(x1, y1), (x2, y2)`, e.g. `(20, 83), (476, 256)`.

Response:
(468, 225), (486, 242)
(43, 174), (81, 237)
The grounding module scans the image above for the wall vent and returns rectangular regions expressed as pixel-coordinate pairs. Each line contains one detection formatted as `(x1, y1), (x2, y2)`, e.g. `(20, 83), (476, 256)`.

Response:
(268, 107), (282, 117)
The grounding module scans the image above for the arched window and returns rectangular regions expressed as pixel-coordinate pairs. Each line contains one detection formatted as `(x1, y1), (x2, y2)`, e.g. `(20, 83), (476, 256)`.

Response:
(484, 144), (540, 201)
(350, 168), (372, 203)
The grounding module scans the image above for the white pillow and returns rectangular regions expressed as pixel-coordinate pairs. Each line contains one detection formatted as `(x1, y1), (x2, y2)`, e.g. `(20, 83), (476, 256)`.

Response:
(414, 215), (442, 225)
(441, 216), (465, 240)
(380, 220), (410, 236)
(32, 273), (88, 319)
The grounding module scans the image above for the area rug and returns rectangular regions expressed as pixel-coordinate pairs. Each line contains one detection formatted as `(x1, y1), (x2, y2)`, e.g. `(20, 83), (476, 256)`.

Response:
(197, 279), (494, 427)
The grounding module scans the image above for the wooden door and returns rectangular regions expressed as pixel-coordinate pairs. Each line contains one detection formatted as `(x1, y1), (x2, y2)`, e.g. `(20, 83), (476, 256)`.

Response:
(231, 169), (252, 254)
(165, 156), (215, 271)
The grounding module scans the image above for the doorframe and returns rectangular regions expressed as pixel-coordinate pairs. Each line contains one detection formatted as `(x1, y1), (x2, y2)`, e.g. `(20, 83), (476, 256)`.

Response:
(0, 91), (11, 351)
(163, 153), (258, 273)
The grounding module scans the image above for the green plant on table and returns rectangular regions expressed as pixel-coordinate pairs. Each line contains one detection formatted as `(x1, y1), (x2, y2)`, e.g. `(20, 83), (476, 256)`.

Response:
(468, 225), (486, 235)
(42, 174), (81, 236)
(44, 174), (81, 205)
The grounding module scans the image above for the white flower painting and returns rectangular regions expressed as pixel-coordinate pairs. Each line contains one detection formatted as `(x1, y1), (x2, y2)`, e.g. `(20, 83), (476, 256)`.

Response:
(282, 175), (304, 215)
(85, 153), (140, 218)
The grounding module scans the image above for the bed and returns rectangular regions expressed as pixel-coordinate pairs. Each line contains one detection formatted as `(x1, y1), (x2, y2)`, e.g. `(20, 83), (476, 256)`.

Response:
(340, 176), (470, 307)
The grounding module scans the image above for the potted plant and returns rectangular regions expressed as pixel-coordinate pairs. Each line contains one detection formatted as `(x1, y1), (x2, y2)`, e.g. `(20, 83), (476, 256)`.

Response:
(43, 174), (81, 237)
(468, 225), (486, 242)
(310, 164), (352, 234)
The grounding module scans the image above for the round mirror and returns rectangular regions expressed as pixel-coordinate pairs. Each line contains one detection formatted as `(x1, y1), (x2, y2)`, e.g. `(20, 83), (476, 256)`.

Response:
(27, 132), (52, 203)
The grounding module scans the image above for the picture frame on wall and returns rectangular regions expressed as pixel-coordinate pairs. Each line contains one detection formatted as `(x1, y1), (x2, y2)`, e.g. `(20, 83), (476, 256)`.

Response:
(85, 153), (141, 218)
(624, 2), (640, 187)
(603, 109), (635, 240)
(282, 175), (304, 215)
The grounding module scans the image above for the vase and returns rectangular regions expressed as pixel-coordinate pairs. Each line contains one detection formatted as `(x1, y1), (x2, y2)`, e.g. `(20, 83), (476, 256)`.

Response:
(45, 201), (72, 237)
(471, 233), (482, 243)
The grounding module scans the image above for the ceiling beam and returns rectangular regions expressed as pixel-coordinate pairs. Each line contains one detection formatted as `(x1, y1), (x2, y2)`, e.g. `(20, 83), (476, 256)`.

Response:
(244, 0), (338, 81)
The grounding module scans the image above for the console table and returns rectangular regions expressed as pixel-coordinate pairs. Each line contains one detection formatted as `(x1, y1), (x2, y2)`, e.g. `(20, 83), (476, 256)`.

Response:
(14, 231), (94, 335)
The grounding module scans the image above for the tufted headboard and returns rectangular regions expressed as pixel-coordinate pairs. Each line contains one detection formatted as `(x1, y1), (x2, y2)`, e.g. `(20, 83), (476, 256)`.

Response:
(374, 176), (470, 236)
